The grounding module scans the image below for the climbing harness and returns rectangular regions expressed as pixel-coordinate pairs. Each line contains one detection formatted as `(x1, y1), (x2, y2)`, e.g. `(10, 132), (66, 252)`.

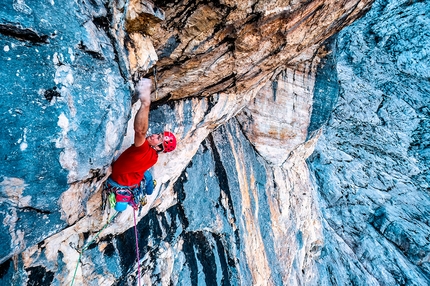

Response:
(102, 177), (148, 212)
(133, 208), (142, 286)
(70, 211), (119, 286)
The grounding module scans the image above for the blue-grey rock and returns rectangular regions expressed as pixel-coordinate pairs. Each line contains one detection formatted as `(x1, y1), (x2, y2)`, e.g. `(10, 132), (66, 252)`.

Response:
(0, 0), (130, 265)
(1, 0), (429, 285)
(111, 119), (281, 285)
(308, 37), (340, 138)
(309, 0), (430, 284)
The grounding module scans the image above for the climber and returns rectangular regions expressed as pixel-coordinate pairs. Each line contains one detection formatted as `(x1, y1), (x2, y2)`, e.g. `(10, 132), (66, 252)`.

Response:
(104, 78), (177, 212)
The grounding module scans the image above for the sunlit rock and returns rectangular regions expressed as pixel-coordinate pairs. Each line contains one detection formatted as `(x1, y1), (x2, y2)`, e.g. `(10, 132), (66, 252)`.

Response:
(1, 0), (429, 285)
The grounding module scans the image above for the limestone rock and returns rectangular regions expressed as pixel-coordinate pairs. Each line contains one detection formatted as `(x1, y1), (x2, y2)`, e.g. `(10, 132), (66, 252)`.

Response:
(125, 0), (165, 35)
(150, 0), (373, 101)
(1, 0), (429, 285)
(0, 0), (129, 266)
(236, 65), (315, 166)
(308, 0), (430, 284)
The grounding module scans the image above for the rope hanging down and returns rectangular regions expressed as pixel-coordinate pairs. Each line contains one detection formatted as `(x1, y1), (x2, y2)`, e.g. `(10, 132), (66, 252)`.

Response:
(133, 208), (142, 286)
(70, 211), (119, 286)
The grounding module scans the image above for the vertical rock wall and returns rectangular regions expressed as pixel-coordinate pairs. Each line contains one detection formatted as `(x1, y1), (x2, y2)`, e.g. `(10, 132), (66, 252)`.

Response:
(0, 0), (130, 267)
(95, 117), (322, 286)
(309, 0), (430, 285)
(2, 0), (429, 285)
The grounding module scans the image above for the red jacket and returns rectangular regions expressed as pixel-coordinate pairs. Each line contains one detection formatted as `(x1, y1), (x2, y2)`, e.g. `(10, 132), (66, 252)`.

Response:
(111, 140), (158, 186)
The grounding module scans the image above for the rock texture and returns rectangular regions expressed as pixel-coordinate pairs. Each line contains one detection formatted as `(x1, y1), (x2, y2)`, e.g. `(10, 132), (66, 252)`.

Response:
(309, 0), (430, 284)
(0, 0), (130, 266)
(1, 0), (429, 285)
(150, 0), (372, 101)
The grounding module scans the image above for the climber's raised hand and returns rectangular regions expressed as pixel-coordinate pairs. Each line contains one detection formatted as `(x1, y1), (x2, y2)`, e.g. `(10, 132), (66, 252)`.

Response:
(135, 78), (152, 107)
(134, 78), (152, 147)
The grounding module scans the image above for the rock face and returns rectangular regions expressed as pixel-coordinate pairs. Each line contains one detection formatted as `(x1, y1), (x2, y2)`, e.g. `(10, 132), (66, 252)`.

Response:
(308, 0), (430, 284)
(1, 0), (429, 285)
(150, 0), (372, 101)
(0, 0), (130, 267)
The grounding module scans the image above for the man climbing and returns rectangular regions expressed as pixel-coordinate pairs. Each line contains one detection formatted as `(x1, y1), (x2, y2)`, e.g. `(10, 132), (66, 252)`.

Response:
(105, 78), (177, 211)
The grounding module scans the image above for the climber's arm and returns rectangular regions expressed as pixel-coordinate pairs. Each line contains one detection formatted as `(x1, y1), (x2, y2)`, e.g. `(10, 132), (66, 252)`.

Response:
(134, 78), (152, 147)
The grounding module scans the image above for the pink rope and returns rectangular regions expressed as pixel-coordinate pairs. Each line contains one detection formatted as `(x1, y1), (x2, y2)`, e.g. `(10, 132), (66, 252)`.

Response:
(133, 209), (142, 286)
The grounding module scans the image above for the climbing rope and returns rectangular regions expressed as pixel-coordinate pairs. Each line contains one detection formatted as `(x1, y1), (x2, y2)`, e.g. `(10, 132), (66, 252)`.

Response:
(133, 208), (142, 286)
(70, 211), (119, 286)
